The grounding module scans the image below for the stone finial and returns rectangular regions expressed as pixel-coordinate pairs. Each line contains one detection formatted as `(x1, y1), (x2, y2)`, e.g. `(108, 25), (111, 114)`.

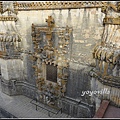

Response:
(46, 16), (55, 28)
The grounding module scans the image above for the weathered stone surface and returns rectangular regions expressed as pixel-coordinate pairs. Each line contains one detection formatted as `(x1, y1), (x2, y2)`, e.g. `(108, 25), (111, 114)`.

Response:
(59, 97), (92, 118)
(66, 63), (93, 104)
(0, 59), (9, 80)
(16, 7), (104, 65)
(0, 59), (23, 81)
(0, 1), (120, 118)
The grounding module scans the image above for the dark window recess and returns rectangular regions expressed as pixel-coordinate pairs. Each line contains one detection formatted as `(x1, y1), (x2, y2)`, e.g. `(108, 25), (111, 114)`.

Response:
(46, 64), (57, 83)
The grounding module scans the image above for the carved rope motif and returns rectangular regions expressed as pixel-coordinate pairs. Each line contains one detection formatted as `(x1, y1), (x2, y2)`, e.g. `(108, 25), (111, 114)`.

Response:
(13, 1), (107, 10)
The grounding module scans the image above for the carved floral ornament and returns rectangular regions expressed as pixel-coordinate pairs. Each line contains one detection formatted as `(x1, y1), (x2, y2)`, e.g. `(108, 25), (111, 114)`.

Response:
(31, 16), (72, 105)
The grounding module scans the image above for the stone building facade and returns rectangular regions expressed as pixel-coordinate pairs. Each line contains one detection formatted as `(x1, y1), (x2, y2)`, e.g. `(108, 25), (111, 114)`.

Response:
(0, 1), (119, 118)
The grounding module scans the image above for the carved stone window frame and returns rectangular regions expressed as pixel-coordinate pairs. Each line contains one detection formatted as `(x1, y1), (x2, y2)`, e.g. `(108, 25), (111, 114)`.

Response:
(31, 16), (72, 105)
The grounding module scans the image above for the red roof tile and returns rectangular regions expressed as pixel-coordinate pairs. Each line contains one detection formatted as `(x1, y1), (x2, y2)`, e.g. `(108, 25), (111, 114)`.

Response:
(93, 100), (110, 118)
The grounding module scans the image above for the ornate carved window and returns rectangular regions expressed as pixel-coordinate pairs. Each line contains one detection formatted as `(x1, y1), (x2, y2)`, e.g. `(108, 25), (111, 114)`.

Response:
(31, 16), (72, 107)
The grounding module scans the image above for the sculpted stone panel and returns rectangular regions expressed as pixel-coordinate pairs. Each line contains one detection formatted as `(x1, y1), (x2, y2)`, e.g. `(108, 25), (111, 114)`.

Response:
(31, 16), (72, 108)
(92, 2), (120, 82)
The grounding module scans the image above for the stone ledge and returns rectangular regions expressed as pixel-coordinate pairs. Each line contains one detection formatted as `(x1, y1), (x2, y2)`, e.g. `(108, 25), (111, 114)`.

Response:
(90, 70), (120, 88)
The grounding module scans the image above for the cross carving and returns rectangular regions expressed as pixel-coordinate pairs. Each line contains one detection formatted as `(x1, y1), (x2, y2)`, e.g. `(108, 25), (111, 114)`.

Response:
(46, 16), (55, 27)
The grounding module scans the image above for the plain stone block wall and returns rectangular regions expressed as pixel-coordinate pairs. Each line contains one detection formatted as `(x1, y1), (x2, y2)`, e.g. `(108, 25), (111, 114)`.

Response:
(0, 58), (24, 95)
(6, 59), (24, 81)
(0, 59), (9, 80)
(66, 63), (93, 104)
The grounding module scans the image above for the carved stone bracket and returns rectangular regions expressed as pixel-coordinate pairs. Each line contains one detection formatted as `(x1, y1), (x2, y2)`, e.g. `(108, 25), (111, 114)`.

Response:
(93, 44), (120, 73)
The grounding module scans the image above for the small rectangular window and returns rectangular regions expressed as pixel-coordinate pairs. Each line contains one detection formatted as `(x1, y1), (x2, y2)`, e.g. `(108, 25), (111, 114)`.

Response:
(46, 63), (57, 83)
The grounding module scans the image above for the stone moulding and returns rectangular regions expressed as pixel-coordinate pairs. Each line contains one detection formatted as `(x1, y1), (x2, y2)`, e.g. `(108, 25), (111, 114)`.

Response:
(103, 17), (120, 25)
(13, 1), (107, 11)
(90, 70), (120, 88)
(0, 16), (18, 22)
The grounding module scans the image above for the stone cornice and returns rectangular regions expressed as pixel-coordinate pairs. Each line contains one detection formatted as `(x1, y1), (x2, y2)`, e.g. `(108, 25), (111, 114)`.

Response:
(13, 1), (107, 11)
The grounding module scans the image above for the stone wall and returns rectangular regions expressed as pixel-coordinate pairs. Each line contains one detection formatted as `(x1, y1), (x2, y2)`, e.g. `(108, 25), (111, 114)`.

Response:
(14, 7), (105, 117)
(17, 8), (104, 64)
(0, 1), (108, 118)
(0, 59), (24, 81)
(16, 7), (105, 88)
(0, 58), (24, 95)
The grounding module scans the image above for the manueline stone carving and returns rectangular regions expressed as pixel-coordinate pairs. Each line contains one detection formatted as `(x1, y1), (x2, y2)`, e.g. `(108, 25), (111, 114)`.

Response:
(91, 2), (120, 108)
(31, 16), (72, 107)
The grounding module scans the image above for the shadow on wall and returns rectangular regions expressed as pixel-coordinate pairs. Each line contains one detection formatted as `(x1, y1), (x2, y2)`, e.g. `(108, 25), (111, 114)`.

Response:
(65, 63), (93, 105)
